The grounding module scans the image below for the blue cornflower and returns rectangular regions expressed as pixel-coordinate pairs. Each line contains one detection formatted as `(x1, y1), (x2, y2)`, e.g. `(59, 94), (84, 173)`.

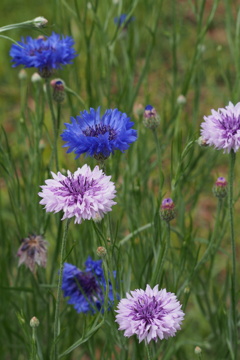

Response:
(10, 32), (77, 78)
(114, 14), (135, 27)
(62, 257), (115, 314)
(61, 107), (138, 160)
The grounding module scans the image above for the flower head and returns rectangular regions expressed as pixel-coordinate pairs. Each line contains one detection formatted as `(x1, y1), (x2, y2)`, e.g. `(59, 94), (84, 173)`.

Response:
(38, 165), (116, 224)
(10, 32), (77, 77)
(61, 107), (137, 160)
(115, 285), (184, 343)
(200, 102), (240, 153)
(17, 234), (47, 272)
(62, 257), (115, 313)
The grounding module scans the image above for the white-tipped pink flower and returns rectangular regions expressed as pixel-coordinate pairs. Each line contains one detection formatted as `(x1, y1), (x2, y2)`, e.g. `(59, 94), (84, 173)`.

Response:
(38, 165), (116, 224)
(115, 285), (184, 343)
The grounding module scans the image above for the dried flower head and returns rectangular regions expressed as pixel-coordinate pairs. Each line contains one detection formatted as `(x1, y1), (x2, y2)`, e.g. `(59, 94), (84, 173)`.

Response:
(61, 107), (137, 160)
(115, 285), (184, 343)
(62, 257), (115, 313)
(200, 102), (240, 153)
(38, 165), (116, 224)
(10, 32), (77, 78)
(17, 235), (47, 272)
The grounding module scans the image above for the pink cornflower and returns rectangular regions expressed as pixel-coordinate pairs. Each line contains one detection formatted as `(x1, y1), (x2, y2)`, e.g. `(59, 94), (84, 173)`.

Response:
(38, 165), (116, 224)
(115, 285), (184, 343)
(201, 102), (240, 153)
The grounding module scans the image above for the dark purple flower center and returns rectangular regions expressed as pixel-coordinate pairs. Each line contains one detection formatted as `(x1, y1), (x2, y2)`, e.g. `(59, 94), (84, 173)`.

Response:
(132, 296), (163, 324)
(76, 271), (100, 297)
(59, 175), (95, 195)
(29, 46), (55, 56)
(83, 124), (117, 140)
(219, 114), (240, 135)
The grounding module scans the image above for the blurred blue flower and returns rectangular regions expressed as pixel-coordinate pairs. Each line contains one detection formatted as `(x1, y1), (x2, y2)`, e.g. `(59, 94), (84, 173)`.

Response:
(10, 32), (77, 77)
(114, 14), (135, 27)
(61, 107), (138, 160)
(62, 257), (115, 314)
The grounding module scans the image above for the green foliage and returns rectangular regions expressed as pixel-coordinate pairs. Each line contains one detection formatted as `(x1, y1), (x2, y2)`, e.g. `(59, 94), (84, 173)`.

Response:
(0, 0), (240, 359)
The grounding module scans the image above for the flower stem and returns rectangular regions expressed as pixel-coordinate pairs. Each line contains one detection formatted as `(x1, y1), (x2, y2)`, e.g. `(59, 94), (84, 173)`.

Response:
(229, 149), (237, 359)
(45, 79), (59, 171)
(145, 343), (152, 360)
(152, 221), (170, 286)
(52, 218), (70, 360)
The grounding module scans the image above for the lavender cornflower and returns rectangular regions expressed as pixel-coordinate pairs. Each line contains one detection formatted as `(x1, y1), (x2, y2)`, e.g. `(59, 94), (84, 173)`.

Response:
(115, 285), (184, 343)
(61, 107), (137, 160)
(62, 257), (115, 313)
(38, 165), (116, 224)
(200, 102), (240, 153)
(17, 235), (47, 272)
(10, 32), (77, 78)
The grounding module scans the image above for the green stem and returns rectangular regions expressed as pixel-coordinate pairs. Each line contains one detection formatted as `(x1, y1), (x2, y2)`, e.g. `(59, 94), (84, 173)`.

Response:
(31, 328), (37, 360)
(229, 150), (237, 359)
(45, 79), (59, 171)
(52, 218), (71, 360)
(145, 343), (152, 360)
(152, 221), (170, 286)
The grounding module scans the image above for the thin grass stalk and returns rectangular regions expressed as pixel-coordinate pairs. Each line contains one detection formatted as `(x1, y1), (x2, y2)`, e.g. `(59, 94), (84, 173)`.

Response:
(52, 218), (71, 360)
(228, 149), (237, 359)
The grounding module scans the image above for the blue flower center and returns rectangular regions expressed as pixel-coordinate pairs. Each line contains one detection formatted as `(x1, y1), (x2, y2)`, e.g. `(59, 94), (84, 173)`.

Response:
(29, 46), (55, 56)
(82, 124), (117, 140)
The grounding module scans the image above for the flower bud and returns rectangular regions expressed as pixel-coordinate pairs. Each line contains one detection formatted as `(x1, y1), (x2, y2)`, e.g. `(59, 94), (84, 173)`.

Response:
(177, 94), (186, 106)
(196, 136), (208, 147)
(30, 316), (40, 328)
(18, 69), (27, 80)
(50, 79), (66, 103)
(160, 198), (176, 222)
(143, 105), (160, 130)
(96, 246), (107, 257)
(212, 177), (228, 198)
(33, 16), (48, 28)
(31, 72), (42, 83)
(194, 346), (202, 355)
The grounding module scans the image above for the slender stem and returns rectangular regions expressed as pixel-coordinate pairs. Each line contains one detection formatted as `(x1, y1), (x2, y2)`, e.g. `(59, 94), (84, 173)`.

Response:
(229, 150), (237, 359)
(152, 221), (170, 286)
(31, 328), (37, 360)
(53, 218), (71, 360)
(45, 79), (59, 171)
(145, 343), (152, 360)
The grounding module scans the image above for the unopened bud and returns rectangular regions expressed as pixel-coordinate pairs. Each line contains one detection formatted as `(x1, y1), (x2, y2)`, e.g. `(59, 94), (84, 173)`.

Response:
(143, 105), (160, 130)
(31, 72), (42, 83)
(51, 79), (65, 103)
(18, 69), (27, 80)
(30, 316), (40, 328)
(160, 198), (176, 222)
(96, 246), (107, 257)
(184, 286), (190, 294)
(177, 94), (186, 106)
(93, 213), (103, 223)
(196, 136), (208, 147)
(194, 346), (202, 355)
(33, 16), (48, 28)
(212, 177), (228, 198)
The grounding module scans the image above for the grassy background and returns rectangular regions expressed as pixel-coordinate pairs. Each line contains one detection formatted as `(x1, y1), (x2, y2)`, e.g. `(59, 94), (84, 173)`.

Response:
(0, 0), (240, 359)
